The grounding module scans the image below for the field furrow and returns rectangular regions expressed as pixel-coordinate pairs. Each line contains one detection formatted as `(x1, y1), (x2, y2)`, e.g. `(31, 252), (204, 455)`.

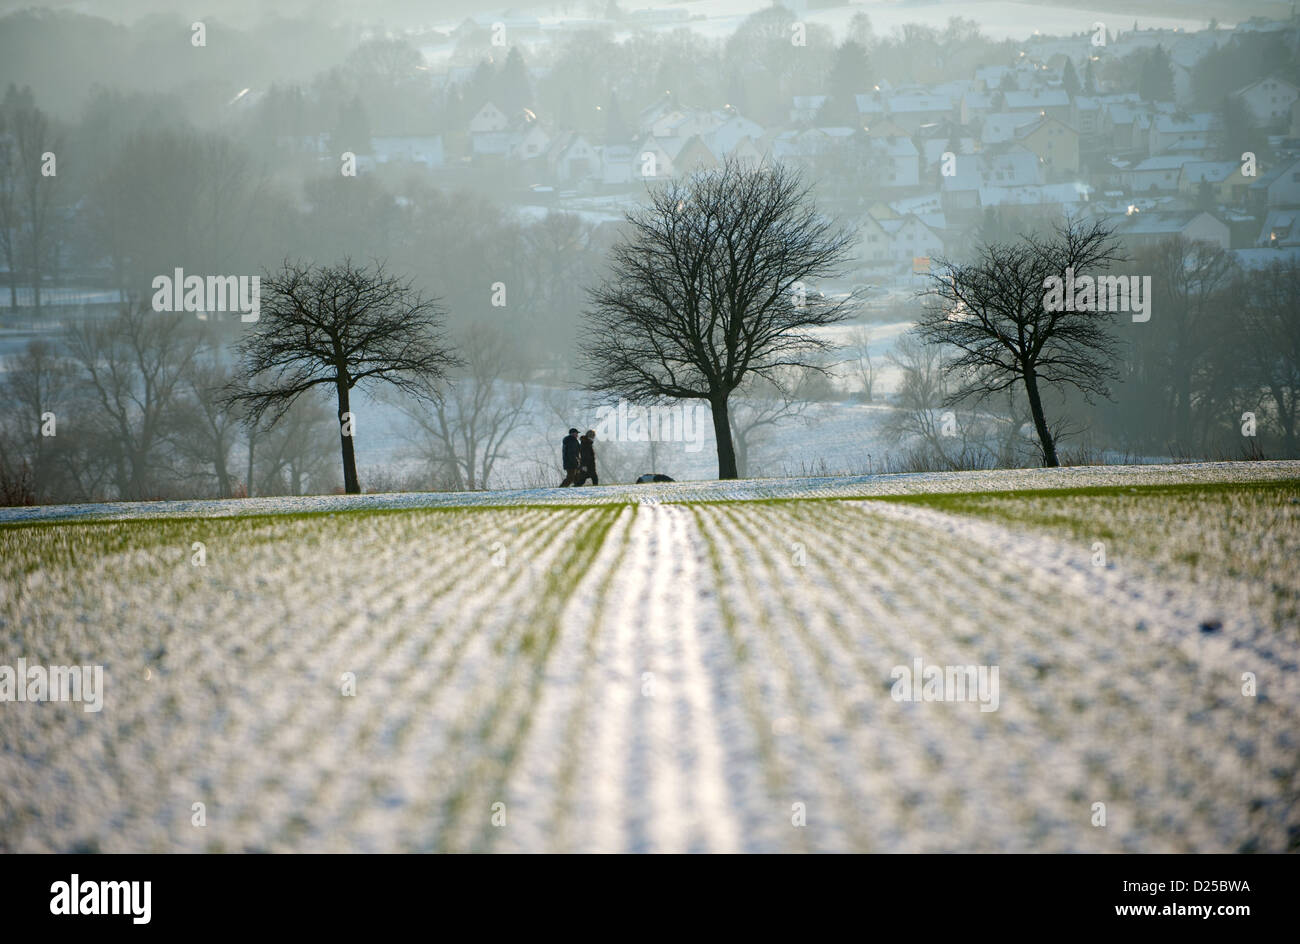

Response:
(2, 470), (1298, 852)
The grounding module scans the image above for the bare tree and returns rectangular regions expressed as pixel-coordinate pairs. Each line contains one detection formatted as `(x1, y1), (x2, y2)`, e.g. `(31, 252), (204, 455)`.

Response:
(1241, 257), (1300, 457)
(2, 89), (61, 314)
(728, 369), (820, 477)
(225, 259), (458, 494)
(252, 396), (336, 496)
(846, 324), (875, 402)
(170, 353), (243, 498)
(1132, 236), (1238, 450)
(390, 325), (530, 490)
(582, 156), (858, 479)
(65, 305), (204, 499)
(883, 330), (961, 466)
(917, 218), (1125, 467)
(0, 109), (20, 309)
(0, 339), (80, 502)
(883, 332), (1020, 471)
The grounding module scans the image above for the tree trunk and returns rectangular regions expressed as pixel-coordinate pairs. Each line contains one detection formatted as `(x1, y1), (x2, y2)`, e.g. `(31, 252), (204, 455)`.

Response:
(710, 393), (738, 479)
(337, 381), (360, 494)
(1176, 369), (1193, 452)
(1022, 368), (1059, 467)
(246, 427), (256, 498)
(215, 454), (231, 499)
(31, 247), (41, 316)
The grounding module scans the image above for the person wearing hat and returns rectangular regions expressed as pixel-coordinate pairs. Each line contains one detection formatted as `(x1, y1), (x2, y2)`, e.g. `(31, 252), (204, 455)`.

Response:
(575, 429), (599, 486)
(560, 427), (582, 486)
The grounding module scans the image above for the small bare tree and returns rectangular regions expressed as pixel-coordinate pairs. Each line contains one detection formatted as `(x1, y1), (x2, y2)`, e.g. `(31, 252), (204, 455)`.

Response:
(728, 369), (821, 477)
(582, 156), (858, 479)
(391, 325), (530, 490)
(917, 218), (1125, 467)
(170, 353), (243, 498)
(225, 259), (458, 494)
(846, 324), (875, 402)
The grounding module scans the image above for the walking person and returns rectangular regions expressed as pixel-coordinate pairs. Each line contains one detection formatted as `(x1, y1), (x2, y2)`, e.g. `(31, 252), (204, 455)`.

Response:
(575, 429), (599, 486)
(559, 427), (581, 486)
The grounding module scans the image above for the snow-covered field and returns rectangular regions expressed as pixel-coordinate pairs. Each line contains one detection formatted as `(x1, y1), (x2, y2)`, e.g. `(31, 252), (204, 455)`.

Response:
(2, 462), (1297, 852)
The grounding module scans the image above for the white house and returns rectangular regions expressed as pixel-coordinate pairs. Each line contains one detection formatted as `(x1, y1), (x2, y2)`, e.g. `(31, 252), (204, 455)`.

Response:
(1002, 87), (1071, 123)
(469, 101), (509, 134)
(880, 213), (945, 271)
(858, 212), (944, 273)
(1148, 112), (1218, 156)
(547, 133), (598, 182)
(978, 182), (1092, 213)
(469, 102), (512, 155)
(984, 146), (1043, 187)
(1262, 157), (1300, 208)
(1116, 210), (1230, 250)
(919, 137), (976, 171)
(981, 112), (1035, 145)
(598, 145), (635, 185)
(867, 135), (920, 188)
(706, 115), (765, 157)
(940, 155), (982, 216)
(509, 123), (552, 162)
(1234, 76), (1300, 127)
(1128, 155), (1198, 192)
(884, 92), (953, 133)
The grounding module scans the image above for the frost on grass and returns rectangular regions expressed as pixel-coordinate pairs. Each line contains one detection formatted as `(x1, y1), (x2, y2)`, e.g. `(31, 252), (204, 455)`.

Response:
(1, 466), (1298, 852)
(2, 459), (1297, 525)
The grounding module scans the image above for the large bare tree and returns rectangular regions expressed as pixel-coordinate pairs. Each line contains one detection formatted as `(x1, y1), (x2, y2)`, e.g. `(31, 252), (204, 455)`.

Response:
(1132, 236), (1237, 449)
(917, 218), (1125, 467)
(65, 304), (204, 500)
(225, 259), (458, 494)
(582, 156), (858, 479)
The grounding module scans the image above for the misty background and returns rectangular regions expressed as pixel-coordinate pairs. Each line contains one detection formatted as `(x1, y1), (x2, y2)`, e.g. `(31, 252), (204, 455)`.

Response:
(1, 0), (1298, 504)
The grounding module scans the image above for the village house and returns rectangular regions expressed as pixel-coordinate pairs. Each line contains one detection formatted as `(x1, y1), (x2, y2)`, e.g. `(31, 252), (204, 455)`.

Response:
(867, 135), (921, 188)
(705, 114), (766, 158)
(883, 92), (954, 133)
(546, 132), (598, 183)
(1128, 155), (1199, 192)
(1253, 156), (1300, 209)
(1002, 87), (1072, 125)
(1014, 115), (1079, 178)
(1148, 112), (1218, 157)
(1234, 76), (1300, 129)
(469, 101), (512, 155)
(1116, 209), (1231, 250)
(1258, 208), (1300, 248)
(1178, 160), (1251, 204)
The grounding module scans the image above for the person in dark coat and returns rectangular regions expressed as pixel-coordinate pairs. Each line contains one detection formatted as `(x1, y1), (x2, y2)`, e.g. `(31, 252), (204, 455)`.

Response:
(560, 428), (581, 486)
(575, 430), (599, 486)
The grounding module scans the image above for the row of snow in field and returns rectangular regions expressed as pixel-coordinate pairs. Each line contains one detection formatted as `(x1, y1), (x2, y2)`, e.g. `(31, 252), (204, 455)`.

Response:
(3, 492), (1295, 851)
